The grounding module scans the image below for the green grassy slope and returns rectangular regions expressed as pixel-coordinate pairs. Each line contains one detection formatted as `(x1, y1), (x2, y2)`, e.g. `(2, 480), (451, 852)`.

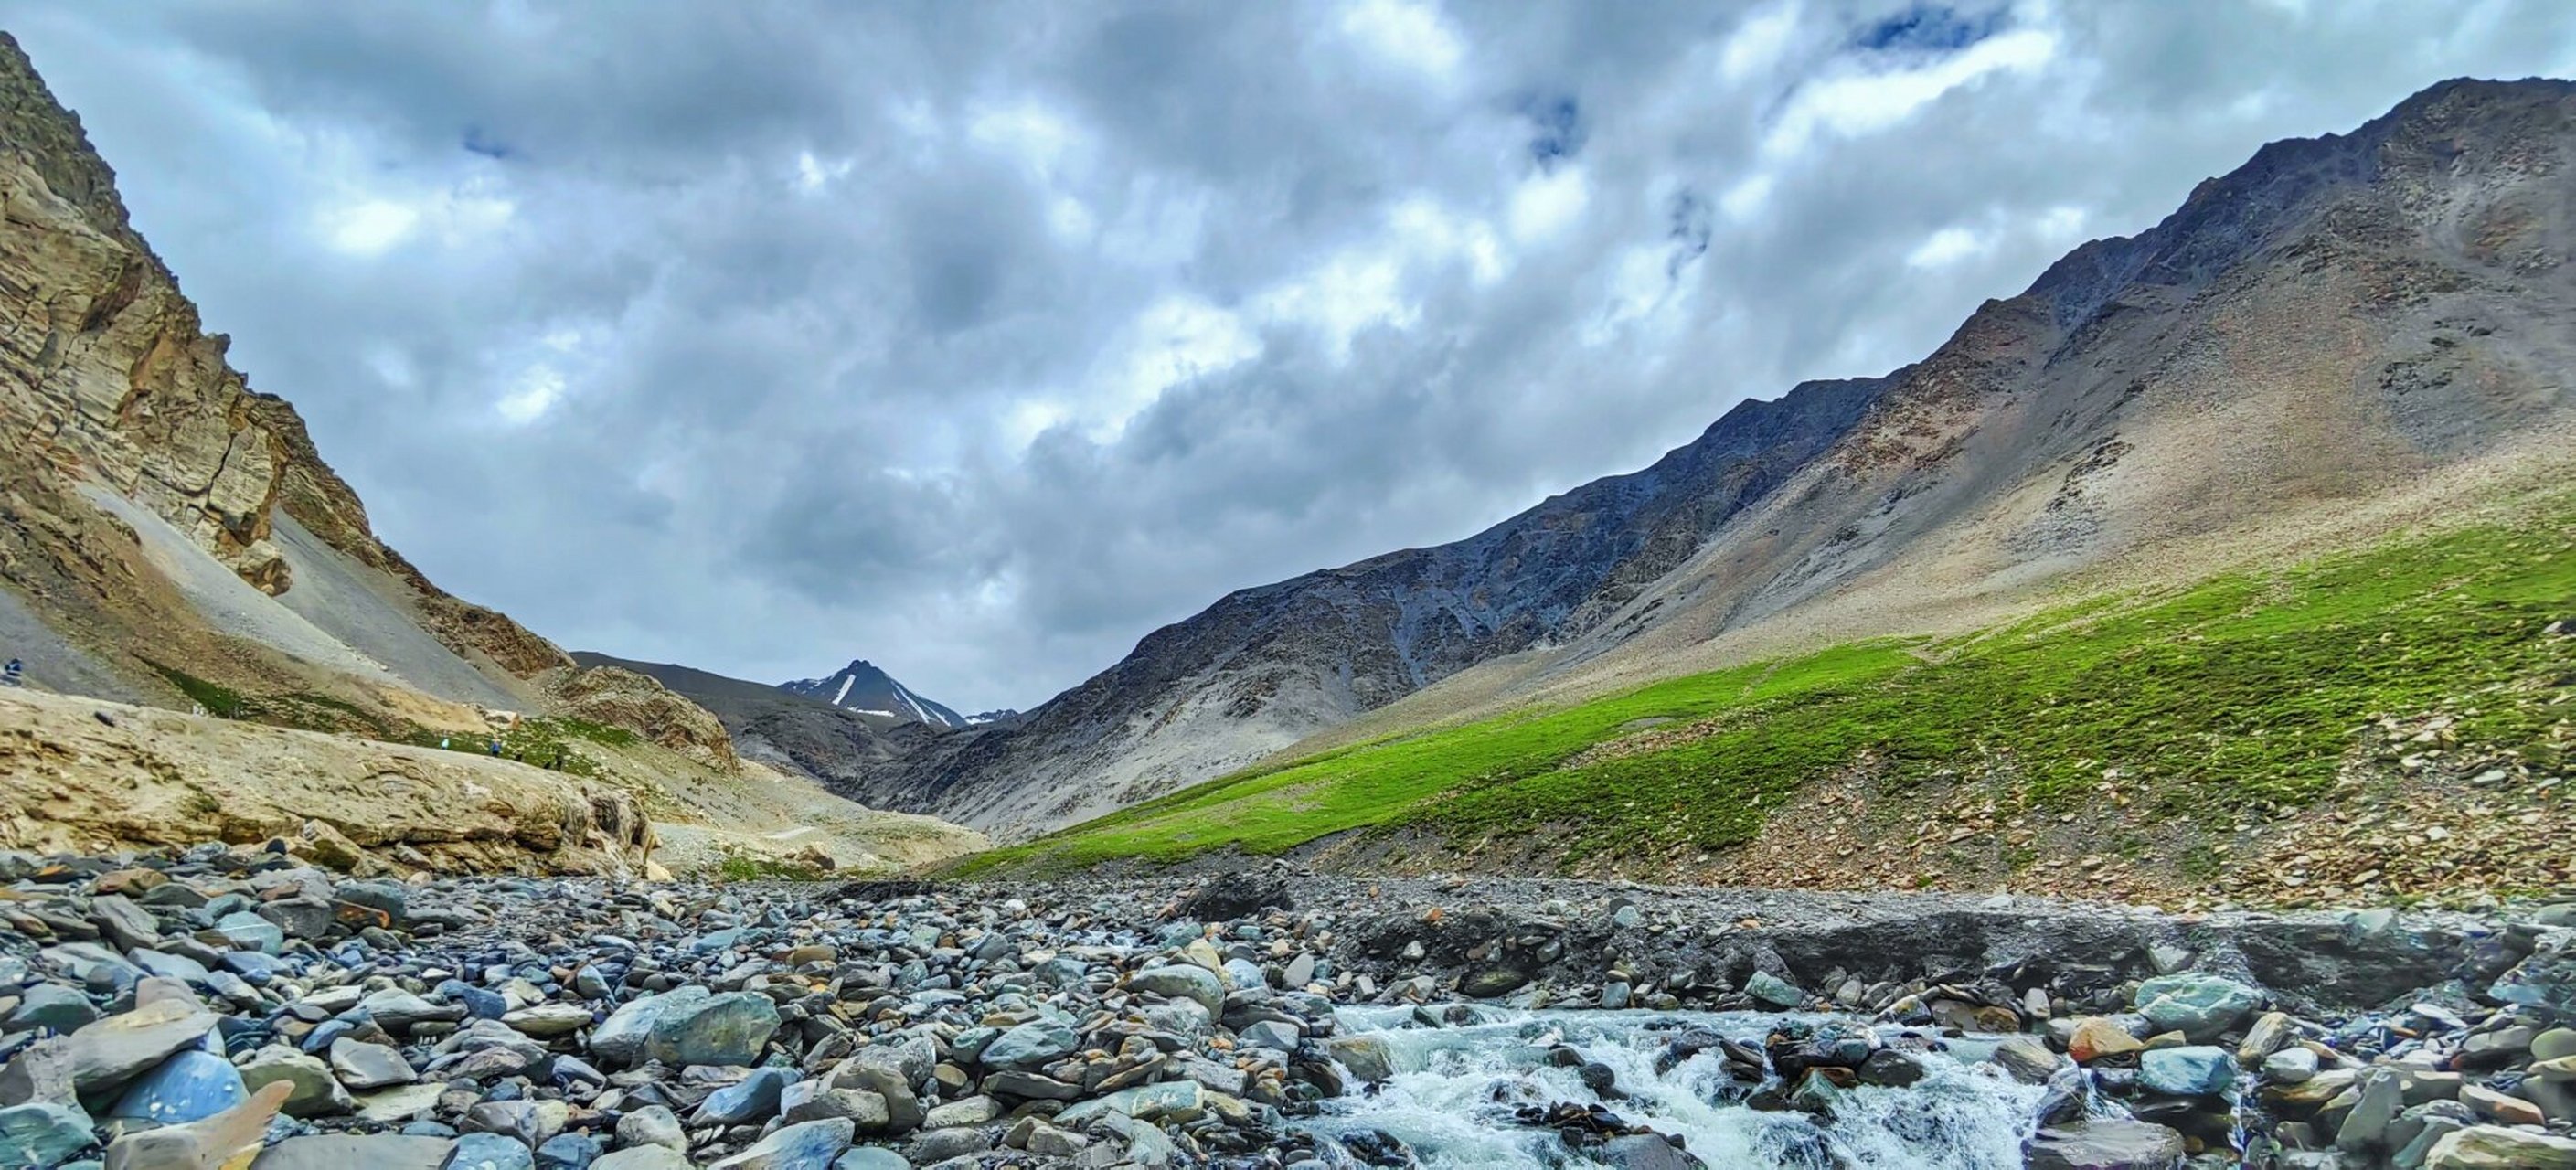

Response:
(958, 498), (2576, 878)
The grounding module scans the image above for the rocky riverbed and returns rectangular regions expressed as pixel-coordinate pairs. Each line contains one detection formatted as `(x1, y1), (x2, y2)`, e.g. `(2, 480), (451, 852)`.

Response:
(3, 850), (2575, 1169)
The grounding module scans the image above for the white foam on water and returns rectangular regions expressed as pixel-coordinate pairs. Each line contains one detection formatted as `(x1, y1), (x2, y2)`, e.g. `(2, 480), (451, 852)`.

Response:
(1298, 1007), (2048, 1169)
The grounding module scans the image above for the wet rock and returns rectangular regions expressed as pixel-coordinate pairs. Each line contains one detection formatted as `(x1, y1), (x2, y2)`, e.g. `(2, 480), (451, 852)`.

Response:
(1743, 972), (1801, 1011)
(2024, 1118), (2187, 1170)
(2070, 1016), (2145, 1063)
(1994, 1036), (2063, 1085)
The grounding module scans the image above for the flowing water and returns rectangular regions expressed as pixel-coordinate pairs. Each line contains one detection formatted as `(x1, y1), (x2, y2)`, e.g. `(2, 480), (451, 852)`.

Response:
(1295, 1007), (2053, 1169)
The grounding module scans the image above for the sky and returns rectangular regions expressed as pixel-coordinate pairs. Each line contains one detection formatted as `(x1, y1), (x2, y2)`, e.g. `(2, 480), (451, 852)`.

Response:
(11, 1), (2574, 713)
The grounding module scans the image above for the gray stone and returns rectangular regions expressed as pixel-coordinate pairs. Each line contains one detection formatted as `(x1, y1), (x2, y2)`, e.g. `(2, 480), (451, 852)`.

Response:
(2025, 1119), (2188, 1170)
(1993, 1036), (2063, 1085)
(978, 1020), (1078, 1069)
(692, 1066), (796, 1125)
(590, 1150), (692, 1170)
(2422, 1125), (2576, 1168)
(330, 1037), (419, 1090)
(708, 1119), (855, 1170)
(2337, 1069), (2404, 1154)
(46, 999), (219, 1098)
(2132, 973), (2262, 1042)
(240, 1045), (353, 1118)
(250, 1134), (456, 1170)
(1744, 971), (1802, 1010)
(612, 1106), (685, 1153)
(591, 988), (708, 1069)
(1127, 965), (1224, 1018)
(5, 985), (99, 1035)
(446, 1133), (537, 1170)
(644, 992), (779, 1068)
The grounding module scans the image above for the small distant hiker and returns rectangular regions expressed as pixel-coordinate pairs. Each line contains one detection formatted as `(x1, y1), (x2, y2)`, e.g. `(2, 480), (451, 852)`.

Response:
(488, 739), (502, 756)
(1, 658), (22, 688)
(551, 746), (567, 771)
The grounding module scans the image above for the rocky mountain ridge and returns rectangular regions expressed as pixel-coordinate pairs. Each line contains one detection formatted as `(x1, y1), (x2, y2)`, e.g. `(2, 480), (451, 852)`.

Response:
(850, 76), (2576, 842)
(781, 659), (974, 729)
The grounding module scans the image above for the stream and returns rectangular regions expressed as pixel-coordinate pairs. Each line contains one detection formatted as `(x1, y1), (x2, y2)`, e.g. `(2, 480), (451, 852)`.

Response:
(1296, 1006), (2062, 1169)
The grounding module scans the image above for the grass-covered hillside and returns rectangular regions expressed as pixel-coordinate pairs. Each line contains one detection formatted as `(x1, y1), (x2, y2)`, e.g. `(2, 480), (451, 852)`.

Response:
(957, 495), (2576, 893)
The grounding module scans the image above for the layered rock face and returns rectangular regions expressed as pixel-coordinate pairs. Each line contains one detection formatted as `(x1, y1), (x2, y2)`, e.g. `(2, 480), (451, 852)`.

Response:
(0, 32), (568, 698)
(863, 78), (2576, 841)
(0, 36), (753, 776)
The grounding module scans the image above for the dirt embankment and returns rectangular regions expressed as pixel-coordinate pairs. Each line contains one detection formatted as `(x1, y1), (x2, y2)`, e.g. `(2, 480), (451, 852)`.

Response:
(0, 687), (652, 873)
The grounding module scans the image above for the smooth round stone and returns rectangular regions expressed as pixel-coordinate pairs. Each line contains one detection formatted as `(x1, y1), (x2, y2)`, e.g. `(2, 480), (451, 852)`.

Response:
(450, 1132), (537, 1170)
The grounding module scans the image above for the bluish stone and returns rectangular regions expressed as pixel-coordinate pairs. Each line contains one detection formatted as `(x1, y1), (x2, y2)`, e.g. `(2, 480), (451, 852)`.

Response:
(693, 1066), (795, 1125)
(300, 1018), (360, 1054)
(2139, 1045), (2237, 1097)
(706, 1119), (851, 1170)
(212, 912), (284, 955)
(0, 1101), (93, 1169)
(2133, 973), (2262, 1041)
(644, 993), (779, 1068)
(1745, 971), (1804, 1010)
(106, 1049), (247, 1125)
(127, 950), (211, 985)
(832, 1150), (907, 1170)
(6, 984), (99, 1034)
(220, 952), (284, 984)
(447, 1132), (537, 1170)
(438, 981), (509, 1021)
(534, 1132), (601, 1170)
(979, 1020), (1079, 1069)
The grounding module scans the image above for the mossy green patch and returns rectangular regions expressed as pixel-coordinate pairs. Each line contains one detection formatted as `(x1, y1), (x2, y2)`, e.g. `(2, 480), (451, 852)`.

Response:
(963, 496), (2575, 878)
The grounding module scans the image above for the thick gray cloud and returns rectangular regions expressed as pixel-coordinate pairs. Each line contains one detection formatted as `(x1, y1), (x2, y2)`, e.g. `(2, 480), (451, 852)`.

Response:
(11, 1), (2573, 711)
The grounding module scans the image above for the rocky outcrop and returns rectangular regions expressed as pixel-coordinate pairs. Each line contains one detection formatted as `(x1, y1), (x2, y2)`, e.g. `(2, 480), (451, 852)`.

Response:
(542, 665), (739, 773)
(0, 689), (653, 873)
(0, 31), (568, 704)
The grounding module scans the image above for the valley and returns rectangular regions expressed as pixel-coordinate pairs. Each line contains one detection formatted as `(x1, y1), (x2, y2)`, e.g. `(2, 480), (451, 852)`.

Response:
(1, 14), (2574, 1170)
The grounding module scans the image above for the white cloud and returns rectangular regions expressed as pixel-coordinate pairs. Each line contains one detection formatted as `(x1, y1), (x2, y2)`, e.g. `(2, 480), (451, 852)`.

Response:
(1905, 225), (1987, 268)
(795, 150), (855, 192)
(319, 198), (422, 255)
(1721, 4), (1802, 81)
(1719, 174), (1775, 221)
(1507, 165), (1589, 243)
(1339, 0), (1466, 80)
(1084, 296), (1261, 438)
(1765, 27), (2060, 158)
(495, 366), (567, 425)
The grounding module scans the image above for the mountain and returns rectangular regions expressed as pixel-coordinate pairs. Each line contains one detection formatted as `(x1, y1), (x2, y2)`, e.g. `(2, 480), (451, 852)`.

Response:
(574, 651), (948, 786)
(857, 76), (2576, 843)
(780, 659), (974, 729)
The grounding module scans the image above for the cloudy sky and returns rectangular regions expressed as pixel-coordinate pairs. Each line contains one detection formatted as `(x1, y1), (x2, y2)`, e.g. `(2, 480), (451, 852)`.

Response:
(12, 1), (2573, 711)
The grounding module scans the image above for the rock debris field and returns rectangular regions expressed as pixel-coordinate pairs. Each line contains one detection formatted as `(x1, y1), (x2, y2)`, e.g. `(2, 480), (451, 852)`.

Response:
(3, 850), (2575, 1169)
